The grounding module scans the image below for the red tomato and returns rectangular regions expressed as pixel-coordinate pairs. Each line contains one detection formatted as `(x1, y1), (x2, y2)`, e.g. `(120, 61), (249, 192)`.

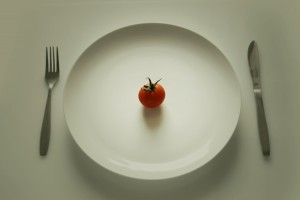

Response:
(138, 78), (165, 108)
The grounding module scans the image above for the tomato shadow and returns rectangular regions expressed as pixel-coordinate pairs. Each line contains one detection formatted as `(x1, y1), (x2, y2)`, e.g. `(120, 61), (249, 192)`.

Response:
(142, 106), (164, 130)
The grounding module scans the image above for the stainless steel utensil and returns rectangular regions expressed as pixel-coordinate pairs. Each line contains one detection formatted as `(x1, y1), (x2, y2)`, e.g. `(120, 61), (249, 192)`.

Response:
(40, 47), (59, 156)
(247, 40), (270, 156)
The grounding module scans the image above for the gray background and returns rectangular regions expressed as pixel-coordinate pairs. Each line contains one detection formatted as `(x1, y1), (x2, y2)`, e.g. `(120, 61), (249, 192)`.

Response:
(1, 0), (299, 199)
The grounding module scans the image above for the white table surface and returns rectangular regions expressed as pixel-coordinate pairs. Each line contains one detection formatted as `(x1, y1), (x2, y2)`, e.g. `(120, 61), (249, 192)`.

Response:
(1, 0), (300, 199)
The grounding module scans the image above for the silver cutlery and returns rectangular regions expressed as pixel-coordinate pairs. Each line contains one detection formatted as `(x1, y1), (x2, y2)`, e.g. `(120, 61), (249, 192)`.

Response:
(40, 47), (59, 156)
(247, 40), (270, 156)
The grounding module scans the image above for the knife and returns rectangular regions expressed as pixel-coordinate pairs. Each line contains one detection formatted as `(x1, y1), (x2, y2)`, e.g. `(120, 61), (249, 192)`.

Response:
(247, 40), (270, 156)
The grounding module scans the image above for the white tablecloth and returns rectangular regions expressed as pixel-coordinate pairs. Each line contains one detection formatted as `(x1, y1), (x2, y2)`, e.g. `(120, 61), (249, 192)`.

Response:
(1, 0), (300, 199)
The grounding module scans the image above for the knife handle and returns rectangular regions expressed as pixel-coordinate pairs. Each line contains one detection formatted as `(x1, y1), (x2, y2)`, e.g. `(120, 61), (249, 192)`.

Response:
(254, 89), (270, 156)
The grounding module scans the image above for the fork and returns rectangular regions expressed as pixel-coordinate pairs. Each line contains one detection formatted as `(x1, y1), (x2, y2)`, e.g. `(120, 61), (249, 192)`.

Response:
(40, 47), (59, 156)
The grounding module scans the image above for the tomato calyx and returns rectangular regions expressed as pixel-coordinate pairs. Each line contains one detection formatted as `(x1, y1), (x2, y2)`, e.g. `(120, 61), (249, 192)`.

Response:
(143, 77), (162, 92)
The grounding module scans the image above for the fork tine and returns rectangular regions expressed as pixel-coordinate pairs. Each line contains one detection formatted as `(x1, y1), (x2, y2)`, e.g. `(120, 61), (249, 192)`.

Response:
(52, 46), (55, 72)
(46, 47), (49, 73)
(50, 47), (53, 72)
(56, 47), (59, 73)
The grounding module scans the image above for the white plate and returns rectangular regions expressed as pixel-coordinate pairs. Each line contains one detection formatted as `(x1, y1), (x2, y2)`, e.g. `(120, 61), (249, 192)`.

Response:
(63, 23), (241, 180)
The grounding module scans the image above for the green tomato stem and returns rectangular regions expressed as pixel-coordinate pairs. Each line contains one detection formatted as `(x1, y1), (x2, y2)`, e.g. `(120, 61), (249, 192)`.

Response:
(144, 77), (162, 92)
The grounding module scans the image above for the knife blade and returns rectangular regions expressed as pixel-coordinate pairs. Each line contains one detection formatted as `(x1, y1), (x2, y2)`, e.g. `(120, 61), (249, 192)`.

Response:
(247, 40), (270, 156)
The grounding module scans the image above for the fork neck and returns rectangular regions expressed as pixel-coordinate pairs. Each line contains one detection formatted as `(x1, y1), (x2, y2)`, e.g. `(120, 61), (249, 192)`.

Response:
(47, 87), (53, 96)
(47, 81), (57, 90)
(49, 84), (54, 90)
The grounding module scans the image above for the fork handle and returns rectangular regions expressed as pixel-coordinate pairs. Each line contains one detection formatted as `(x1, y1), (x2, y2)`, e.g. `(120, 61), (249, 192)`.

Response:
(40, 88), (52, 156)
